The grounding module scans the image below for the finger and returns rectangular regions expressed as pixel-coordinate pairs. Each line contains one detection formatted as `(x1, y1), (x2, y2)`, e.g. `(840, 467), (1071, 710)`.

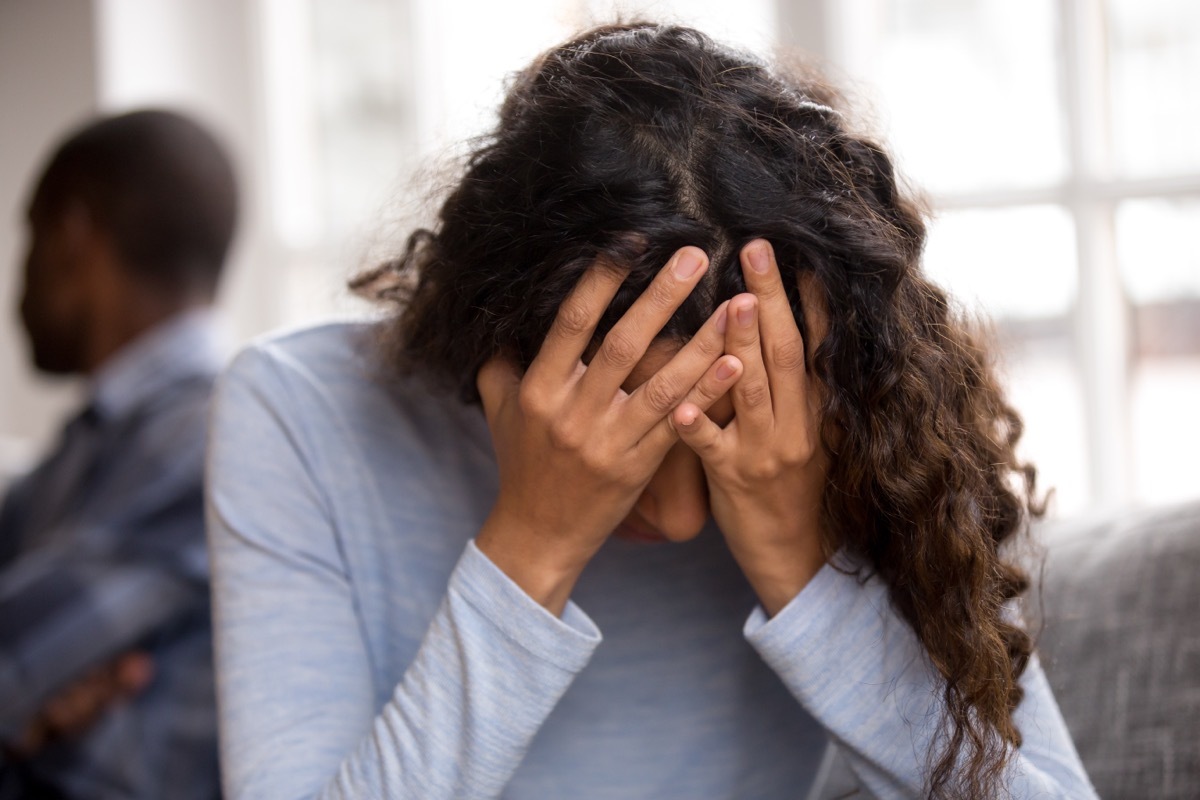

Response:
(637, 352), (741, 455)
(741, 240), (808, 411)
(578, 247), (709, 405)
(671, 401), (726, 462)
(476, 355), (521, 429)
(534, 258), (628, 382)
(725, 294), (773, 438)
(624, 298), (728, 440)
(114, 652), (155, 696)
(683, 355), (742, 416)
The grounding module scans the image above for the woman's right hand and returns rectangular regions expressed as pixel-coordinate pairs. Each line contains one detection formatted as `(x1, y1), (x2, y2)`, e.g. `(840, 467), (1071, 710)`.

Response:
(475, 247), (738, 615)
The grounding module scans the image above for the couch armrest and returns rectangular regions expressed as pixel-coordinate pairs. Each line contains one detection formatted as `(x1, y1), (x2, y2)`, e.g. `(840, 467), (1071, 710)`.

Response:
(1032, 500), (1200, 799)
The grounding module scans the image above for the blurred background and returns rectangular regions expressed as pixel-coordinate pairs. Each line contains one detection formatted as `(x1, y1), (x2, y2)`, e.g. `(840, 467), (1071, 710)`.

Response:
(2, 0), (1196, 521)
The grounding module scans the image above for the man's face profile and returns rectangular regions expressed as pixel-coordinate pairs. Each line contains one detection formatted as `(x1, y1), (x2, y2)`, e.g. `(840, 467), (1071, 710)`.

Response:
(19, 190), (91, 376)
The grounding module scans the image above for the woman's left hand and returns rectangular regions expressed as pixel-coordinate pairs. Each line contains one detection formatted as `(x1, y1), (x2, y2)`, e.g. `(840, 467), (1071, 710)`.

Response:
(672, 239), (829, 616)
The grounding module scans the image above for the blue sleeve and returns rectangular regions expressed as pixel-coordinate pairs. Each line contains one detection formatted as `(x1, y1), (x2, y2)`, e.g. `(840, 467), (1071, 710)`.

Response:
(743, 560), (1097, 799)
(206, 346), (601, 799)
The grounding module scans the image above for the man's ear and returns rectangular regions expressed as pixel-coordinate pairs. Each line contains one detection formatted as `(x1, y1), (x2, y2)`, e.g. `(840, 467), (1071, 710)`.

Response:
(44, 201), (99, 280)
(58, 200), (92, 246)
(61, 201), (125, 287)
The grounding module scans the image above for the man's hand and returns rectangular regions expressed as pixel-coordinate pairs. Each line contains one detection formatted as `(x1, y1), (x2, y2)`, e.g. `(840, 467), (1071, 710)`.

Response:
(10, 651), (154, 757)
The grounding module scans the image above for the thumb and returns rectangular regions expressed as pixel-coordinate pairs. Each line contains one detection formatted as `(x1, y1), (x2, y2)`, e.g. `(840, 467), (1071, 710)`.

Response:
(476, 354), (521, 428)
(672, 402), (724, 461)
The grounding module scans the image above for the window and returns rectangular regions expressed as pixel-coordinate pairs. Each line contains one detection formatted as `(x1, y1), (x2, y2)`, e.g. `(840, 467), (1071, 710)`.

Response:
(255, 0), (1197, 517)
(827, 0), (1200, 516)
(258, 0), (776, 325)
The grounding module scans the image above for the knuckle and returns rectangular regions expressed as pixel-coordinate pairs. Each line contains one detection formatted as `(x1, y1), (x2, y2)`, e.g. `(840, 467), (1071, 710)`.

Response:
(645, 276), (679, 312)
(690, 380), (717, 407)
(691, 328), (724, 359)
(755, 278), (786, 302)
(579, 443), (616, 476)
(695, 373), (728, 405)
(696, 428), (723, 455)
(771, 338), (806, 372)
(547, 416), (585, 451)
(641, 375), (681, 414)
(739, 379), (770, 409)
(614, 466), (645, 490)
(779, 442), (810, 468)
(745, 455), (782, 482)
(516, 384), (547, 418)
(599, 330), (641, 370)
(555, 301), (593, 338)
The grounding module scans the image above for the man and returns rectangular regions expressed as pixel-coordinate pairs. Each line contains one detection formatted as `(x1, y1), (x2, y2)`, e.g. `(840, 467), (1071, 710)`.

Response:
(0, 110), (237, 799)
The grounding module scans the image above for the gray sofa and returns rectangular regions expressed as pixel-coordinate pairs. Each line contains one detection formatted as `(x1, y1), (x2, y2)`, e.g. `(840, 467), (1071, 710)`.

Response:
(814, 499), (1200, 798)
(1036, 499), (1200, 798)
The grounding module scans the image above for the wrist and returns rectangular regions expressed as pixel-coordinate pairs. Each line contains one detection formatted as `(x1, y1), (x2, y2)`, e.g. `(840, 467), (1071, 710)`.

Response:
(738, 553), (826, 617)
(723, 521), (826, 617)
(476, 508), (594, 616)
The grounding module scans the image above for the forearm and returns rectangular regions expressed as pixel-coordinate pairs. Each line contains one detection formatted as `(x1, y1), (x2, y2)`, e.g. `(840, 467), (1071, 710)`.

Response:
(217, 541), (601, 799)
(474, 510), (594, 617)
(0, 556), (196, 739)
(745, 558), (1095, 798)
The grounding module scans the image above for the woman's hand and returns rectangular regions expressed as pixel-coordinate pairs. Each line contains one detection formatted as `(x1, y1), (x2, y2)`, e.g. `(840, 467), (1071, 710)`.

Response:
(476, 247), (740, 615)
(672, 240), (830, 617)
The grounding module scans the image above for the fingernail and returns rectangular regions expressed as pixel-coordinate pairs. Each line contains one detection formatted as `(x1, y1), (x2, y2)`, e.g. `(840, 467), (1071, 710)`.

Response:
(680, 409), (699, 427)
(736, 301), (754, 327)
(748, 243), (770, 274)
(715, 306), (728, 334)
(674, 249), (705, 280)
(716, 360), (736, 380)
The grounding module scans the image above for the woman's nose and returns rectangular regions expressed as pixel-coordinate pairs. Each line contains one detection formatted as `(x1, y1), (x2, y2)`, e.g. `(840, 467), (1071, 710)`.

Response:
(635, 443), (710, 542)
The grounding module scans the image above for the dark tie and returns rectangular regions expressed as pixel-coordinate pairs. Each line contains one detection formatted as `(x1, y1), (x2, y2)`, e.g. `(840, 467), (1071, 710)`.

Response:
(17, 404), (103, 551)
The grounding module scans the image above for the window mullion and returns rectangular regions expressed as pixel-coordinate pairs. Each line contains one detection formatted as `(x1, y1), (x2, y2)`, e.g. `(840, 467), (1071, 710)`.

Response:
(1063, 0), (1134, 511)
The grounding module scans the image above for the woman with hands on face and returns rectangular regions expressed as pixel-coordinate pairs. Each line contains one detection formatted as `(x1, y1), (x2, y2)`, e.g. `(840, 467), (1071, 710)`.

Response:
(205, 22), (1096, 800)
(477, 239), (826, 619)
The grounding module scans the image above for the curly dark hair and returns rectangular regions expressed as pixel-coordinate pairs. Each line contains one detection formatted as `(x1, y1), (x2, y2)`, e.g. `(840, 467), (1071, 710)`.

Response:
(355, 22), (1043, 799)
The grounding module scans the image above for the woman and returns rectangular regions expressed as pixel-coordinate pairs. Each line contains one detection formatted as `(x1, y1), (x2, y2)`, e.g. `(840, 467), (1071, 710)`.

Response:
(207, 23), (1095, 799)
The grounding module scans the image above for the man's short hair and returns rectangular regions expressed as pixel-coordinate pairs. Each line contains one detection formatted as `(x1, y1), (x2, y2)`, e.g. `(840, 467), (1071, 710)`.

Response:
(31, 109), (238, 298)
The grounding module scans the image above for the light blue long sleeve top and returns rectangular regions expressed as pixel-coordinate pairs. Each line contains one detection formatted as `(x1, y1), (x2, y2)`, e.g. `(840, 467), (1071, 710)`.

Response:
(205, 321), (1096, 799)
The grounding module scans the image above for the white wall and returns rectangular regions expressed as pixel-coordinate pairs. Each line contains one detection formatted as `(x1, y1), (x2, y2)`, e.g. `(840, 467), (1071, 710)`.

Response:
(0, 0), (99, 477)
(0, 0), (275, 481)
(94, 0), (277, 347)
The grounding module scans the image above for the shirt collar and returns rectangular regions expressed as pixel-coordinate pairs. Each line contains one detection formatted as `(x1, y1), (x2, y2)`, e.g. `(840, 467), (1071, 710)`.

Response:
(89, 308), (226, 423)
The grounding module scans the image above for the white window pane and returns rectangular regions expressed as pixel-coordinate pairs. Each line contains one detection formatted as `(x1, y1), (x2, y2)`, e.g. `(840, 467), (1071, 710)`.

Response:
(311, 0), (419, 244)
(923, 205), (1077, 319)
(579, 0), (777, 52)
(1107, 0), (1200, 177)
(1117, 197), (1200, 506)
(920, 204), (1085, 516)
(1116, 198), (1200, 304)
(1131, 360), (1200, 505)
(835, 0), (1067, 195)
(1006, 356), (1089, 518)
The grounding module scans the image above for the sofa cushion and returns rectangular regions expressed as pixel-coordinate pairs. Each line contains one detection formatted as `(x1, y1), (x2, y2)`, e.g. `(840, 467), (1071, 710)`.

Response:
(1035, 499), (1200, 799)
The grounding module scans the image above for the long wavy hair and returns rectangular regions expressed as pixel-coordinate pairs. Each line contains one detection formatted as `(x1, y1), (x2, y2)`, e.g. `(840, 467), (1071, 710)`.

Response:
(355, 22), (1043, 798)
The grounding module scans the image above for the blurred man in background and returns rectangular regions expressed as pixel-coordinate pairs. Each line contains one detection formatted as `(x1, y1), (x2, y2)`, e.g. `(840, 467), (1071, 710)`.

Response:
(0, 109), (236, 799)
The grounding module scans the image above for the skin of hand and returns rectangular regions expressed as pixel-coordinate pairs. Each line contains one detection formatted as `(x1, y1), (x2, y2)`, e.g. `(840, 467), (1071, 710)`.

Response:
(475, 247), (743, 615)
(10, 651), (155, 757)
(672, 240), (831, 617)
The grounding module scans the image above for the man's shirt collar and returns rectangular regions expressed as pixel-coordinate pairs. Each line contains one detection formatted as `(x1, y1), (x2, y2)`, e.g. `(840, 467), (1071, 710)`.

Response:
(89, 308), (225, 423)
